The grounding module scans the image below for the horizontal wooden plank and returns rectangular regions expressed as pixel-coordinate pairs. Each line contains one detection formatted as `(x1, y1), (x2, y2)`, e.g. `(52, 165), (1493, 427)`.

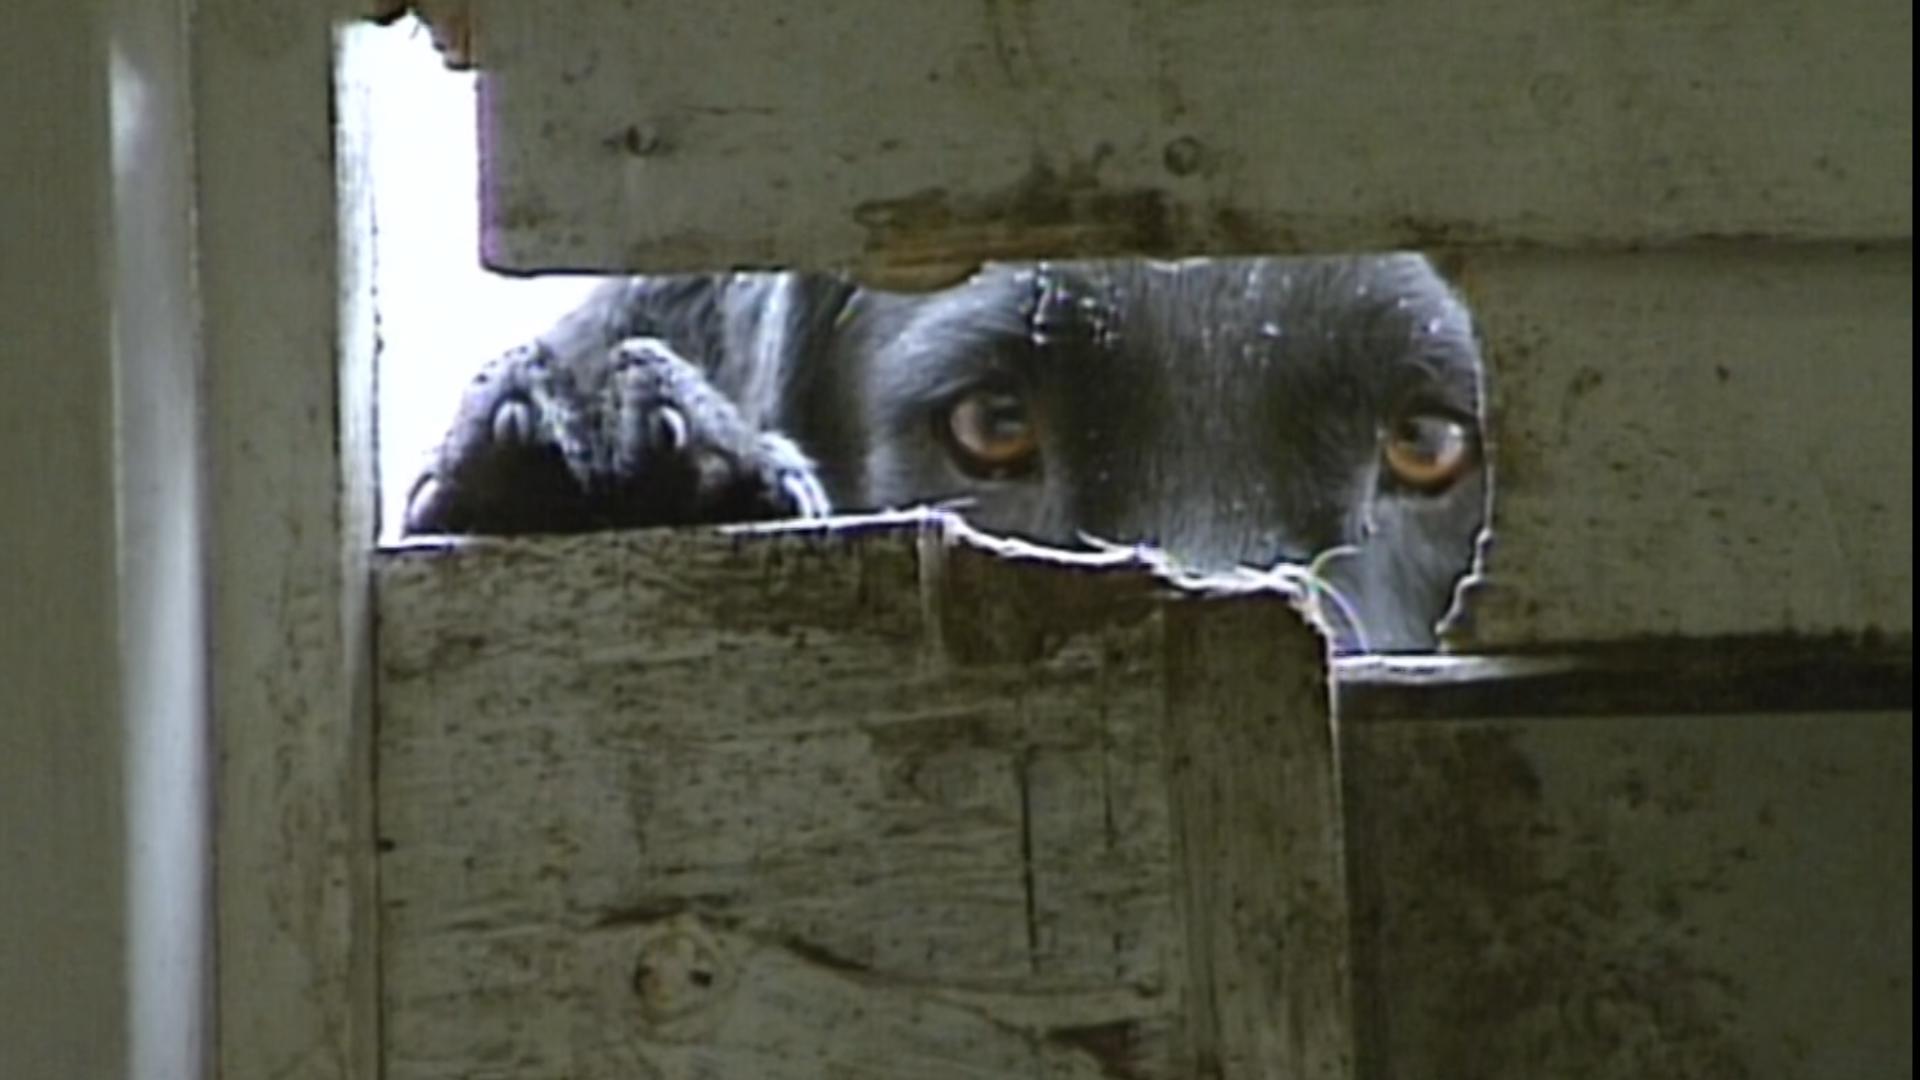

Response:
(1458, 245), (1911, 646)
(467, 0), (1909, 275)
(376, 524), (1912, 1079)
(1335, 639), (1913, 722)
(377, 522), (1200, 1079)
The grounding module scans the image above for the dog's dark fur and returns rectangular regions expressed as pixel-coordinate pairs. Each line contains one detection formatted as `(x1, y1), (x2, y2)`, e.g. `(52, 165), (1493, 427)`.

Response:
(404, 255), (1487, 652)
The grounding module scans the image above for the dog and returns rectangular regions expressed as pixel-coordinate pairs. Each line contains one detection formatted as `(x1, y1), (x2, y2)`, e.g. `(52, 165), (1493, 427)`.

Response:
(403, 254), (1487, 652)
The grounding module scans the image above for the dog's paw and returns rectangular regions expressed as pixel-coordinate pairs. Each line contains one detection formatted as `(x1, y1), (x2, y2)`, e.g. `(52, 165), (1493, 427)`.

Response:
(585, 338), (831, 525)
(751, 431), (833, 521)
(402, 336), (830, 537)
(403, 343), (588, 536)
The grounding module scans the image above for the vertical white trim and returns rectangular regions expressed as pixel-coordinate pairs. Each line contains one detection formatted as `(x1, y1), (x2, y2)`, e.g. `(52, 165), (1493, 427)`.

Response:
(109, 0), (210, 1076)
(197, 4), (379, 1078)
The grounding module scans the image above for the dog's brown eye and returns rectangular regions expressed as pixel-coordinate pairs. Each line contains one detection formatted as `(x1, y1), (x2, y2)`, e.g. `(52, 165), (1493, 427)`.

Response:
(1383, 411), (1476, 491)
(944, 388), (1038, 476)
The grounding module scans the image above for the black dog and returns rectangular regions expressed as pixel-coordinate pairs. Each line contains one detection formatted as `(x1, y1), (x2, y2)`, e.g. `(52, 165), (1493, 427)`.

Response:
(403, 255), (1487, 652)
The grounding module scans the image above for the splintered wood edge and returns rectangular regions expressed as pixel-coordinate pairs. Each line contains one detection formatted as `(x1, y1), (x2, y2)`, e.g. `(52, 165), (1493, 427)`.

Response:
(385, 509), (1318, 597)
(380, 511), (1345, 677)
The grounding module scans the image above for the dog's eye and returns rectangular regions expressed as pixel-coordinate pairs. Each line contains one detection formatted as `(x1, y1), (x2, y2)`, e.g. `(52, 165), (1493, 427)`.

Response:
(942, 387), (1038, 477)
(1383, 411), (1476, 491)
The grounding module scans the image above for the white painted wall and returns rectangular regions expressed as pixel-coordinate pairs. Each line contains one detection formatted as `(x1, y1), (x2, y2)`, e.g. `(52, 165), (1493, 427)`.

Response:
(106, 0), (208, 1075)
(1, 1), (205, 1078)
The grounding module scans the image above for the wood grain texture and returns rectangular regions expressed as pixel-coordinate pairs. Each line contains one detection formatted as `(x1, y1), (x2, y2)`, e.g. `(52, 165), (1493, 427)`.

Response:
(377, 520), (1220, 1078)
(1455, 245), (1912, 647)
(1162, 600), (1352, 1080)
(465, 0), (1908, 277)
(203, 8), (381, 1079)
(1345, 709), (1913, 1080)
(377, 523), (1911, 1079)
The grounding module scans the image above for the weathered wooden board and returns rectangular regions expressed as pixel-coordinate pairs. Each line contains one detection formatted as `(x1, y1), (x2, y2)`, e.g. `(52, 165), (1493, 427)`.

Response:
(1162, 601), (1354, 1080)
(464, 0), (1909, 277)
(376, 522), (1912, 1079)
(1455, 244), (1913, 647)
(204, 6), (382, 1080)
(942, 530), (1359, 1080)
(377, 518), (1335, 1079)
(1347, 709), (1913, 1080)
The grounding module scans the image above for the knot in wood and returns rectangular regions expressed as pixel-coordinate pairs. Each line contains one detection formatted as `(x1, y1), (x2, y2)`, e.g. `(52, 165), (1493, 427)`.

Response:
(629, 919), (733, 1025)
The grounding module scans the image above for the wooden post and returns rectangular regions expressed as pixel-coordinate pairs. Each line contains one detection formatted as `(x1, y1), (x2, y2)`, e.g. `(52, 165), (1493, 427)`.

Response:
(1162, 598), (1354, 1080)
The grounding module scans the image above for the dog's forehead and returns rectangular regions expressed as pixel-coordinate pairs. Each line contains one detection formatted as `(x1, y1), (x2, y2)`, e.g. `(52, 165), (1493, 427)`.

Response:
(960, 256), (1465, 346)
(871, 255), (1481, 426)
(938, 257), (1473, 403)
